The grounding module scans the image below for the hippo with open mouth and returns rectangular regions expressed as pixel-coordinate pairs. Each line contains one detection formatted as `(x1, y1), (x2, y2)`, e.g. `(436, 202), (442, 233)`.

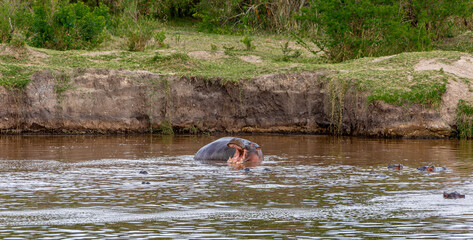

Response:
(194, 137), (263, 164)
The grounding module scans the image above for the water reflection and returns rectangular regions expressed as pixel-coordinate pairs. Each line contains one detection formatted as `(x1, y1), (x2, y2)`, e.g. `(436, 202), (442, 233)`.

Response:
(0, 135), (472, 238)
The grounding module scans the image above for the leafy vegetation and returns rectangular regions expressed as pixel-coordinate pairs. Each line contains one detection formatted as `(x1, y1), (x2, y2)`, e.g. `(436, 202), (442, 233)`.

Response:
(0, 0), (472, 140)
(456, 100), (473, 138)
(28, 1), (111, 50)
(280, 41), (301, 62)
(158, 120), (174, 135)
(240, 36), (255, 51)
(126, 26), (153, 51)
(0, 63), (32, 89)
(299, 0), (473, 62)
(1, 0), (472, 59)
(0, 0), (30, 44)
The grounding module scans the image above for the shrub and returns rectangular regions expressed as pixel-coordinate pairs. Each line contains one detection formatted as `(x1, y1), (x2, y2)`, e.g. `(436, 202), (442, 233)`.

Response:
(300, 0), (472, 62)
(28, 2), (111, 50)
(301, 0), (429, 62)
(154, 30), (167, 48)
(280, 41), (301, 61)
(126, 29), (151, 51)
(193, 0), (311, 33)
(403, 0), (473, 40)
(0, 0), (29, 44)
(125, 20), (157, 51)
(240, 35), (254, 51)
(456, 100), (473, 139)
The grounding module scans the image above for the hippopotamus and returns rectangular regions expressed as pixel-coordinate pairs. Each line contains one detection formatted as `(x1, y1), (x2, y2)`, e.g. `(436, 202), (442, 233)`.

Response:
(387, 164), (403, 170)
(443, 191), (465, 199)
(194, 137), (263, 164)
(417, 166), (446, 172)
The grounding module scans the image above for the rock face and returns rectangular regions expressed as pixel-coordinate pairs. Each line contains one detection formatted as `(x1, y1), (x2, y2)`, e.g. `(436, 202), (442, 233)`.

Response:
(0, 68), (463, 137)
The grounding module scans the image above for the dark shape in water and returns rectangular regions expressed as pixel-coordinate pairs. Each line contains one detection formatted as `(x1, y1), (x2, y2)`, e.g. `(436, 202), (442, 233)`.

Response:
(417, 166), (446, 172)
(263, 168), (271, 172)
(244, 167), (251, 172)
(194, 137), (263, 164)
(443, 191), (465, 199)
(142, 181), (150, 184)
(387, 164), (403, 170)
(139, 170), (148, 174)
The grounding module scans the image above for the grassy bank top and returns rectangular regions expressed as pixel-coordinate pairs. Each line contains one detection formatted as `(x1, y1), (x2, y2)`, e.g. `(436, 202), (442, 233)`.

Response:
(1, 27), (473, 107)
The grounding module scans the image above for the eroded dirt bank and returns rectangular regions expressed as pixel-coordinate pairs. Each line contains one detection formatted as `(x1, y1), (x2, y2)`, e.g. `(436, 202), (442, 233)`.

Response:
(0, 67), (469, 137)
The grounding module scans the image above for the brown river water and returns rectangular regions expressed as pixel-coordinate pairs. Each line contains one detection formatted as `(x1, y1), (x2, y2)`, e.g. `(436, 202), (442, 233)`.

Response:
(0, 134), (472, 239)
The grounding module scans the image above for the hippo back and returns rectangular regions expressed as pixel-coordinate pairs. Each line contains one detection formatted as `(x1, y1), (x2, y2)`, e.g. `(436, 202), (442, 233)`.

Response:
(194, 137), (236, 161)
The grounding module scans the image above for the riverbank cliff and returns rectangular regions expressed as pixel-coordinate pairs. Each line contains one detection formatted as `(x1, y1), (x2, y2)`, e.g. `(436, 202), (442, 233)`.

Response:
(2, 51), (473, 138)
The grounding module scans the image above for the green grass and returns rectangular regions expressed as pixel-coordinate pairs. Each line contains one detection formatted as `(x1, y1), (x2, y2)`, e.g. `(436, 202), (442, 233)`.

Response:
(456, 99), (473, 139)
(0, 26), (472, 110)
(0, 63), (33, 89)
(435, 31), (473, 53)
(1, 26), (473, 138)
(319, 51), (471, 107)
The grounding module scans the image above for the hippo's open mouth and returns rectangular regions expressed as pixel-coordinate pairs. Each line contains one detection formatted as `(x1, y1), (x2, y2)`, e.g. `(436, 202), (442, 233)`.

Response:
(228, 147), (247, 163)
(226, 138), (261, 164)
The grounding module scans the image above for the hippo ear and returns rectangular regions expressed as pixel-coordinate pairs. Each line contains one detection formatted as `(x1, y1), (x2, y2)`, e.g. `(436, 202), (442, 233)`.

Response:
(227, 138), (244, 149)
(250, 143), (261, 150)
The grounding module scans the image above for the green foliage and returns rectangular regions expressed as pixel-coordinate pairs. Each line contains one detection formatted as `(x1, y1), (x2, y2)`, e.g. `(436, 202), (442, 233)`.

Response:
(124, 19), (167, 51)
(435, 31), (473, 53)
(159, 120), (174, 135)
(280, 41), (301, 61)
(456, 100), (473, 138)
(126, 27), (153, 51)
(193, 0), (311, 33)
(292, 33), (323, 56)
(404, 0), (473, 39)
(8, 32), (26, 48)
(367, 78), (447, 106)
(192, 0), (241, 33)
(301, 0), (472, 62)
(210, 44), (218, 51)
(193, 11), (221, 33)
(0, 3), (12, 43)
(124, 0), (196, 20)
(301, 0), (428, 62)
(240, 35), (254, 51)
(46, 0), (311, 34)
(28, 2), (110, 50)
(154, 30), (167, 48)
(0, 0), (30, 44)
(0, 63), (31, 89)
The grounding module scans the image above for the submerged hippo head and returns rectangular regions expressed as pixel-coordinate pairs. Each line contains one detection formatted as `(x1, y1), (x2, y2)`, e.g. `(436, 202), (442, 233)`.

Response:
(227, 138), (263, 163)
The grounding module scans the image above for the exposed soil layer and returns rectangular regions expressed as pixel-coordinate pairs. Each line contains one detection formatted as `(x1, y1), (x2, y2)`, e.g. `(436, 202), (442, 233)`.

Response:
(0, 66), (471, 137)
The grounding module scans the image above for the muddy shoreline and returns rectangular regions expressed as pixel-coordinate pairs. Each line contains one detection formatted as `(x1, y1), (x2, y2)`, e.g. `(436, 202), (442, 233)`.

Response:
(0, 68), (465, 138)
